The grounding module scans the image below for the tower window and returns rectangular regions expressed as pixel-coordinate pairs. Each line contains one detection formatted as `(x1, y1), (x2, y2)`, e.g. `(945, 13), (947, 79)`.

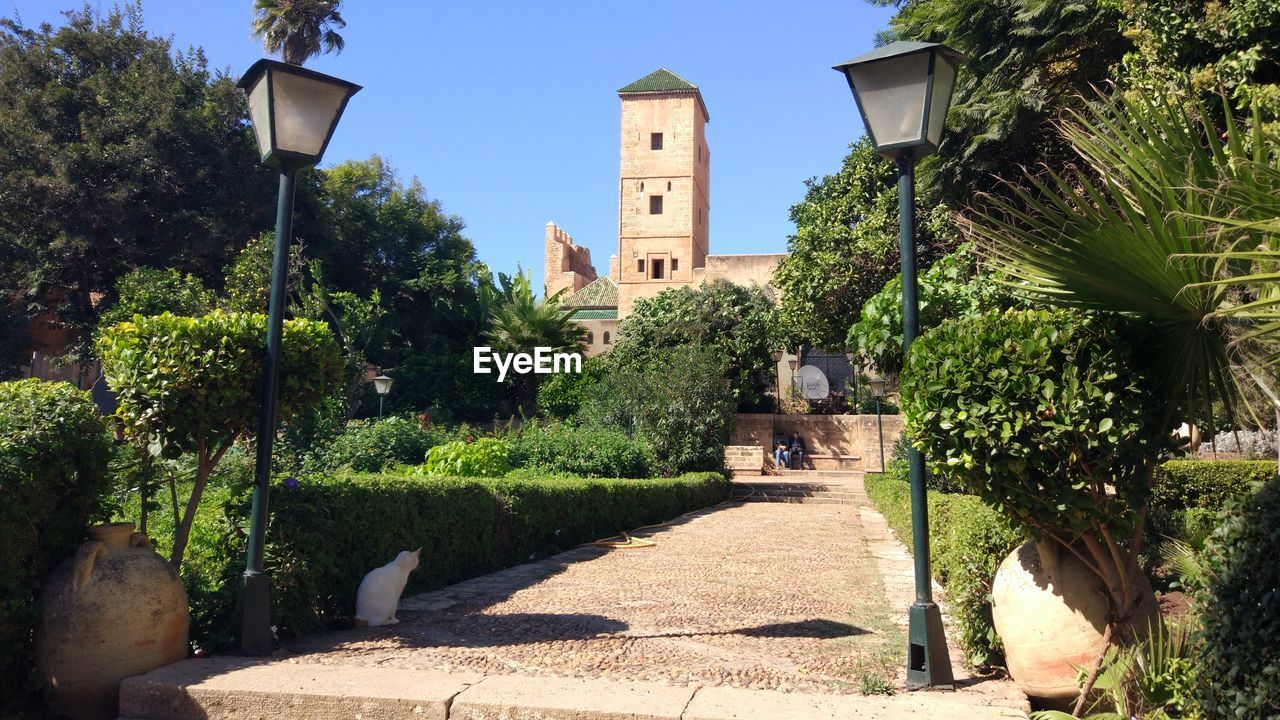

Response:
(667, 181), (672, 191)
(603, 331), (611, 344)
(640, 181), (644, 191)
(651, 258), (665, 280)
(671, 258), (679, 272)
(586, 331), (594, 344)
(650, 195), (663, 214)
(698, 145), (702, 162)
(651, 133), (663, 150)
(637, 259), (645, 273)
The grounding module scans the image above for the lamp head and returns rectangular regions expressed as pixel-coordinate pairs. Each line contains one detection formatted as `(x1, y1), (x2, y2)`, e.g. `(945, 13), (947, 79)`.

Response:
(238, 59), (361, 168)
(373, 374), (393, 396)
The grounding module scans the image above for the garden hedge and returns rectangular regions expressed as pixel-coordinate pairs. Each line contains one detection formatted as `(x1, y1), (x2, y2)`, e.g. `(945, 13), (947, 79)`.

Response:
(864, 467), (1023, 667)
(1149, 459), (1276, 545)
(121, 470), (730, 651)
(0, 380), (112, 710)
(508, 424), (655, 479)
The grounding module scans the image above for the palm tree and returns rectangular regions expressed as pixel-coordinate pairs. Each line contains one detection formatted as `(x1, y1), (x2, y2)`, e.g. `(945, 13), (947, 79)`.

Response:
(251, 0), (346, 66)
(483, 269), (588, 414)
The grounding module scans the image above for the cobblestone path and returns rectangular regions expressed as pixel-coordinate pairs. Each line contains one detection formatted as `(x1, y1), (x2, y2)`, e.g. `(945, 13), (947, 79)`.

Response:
(284, 501), (902, 694)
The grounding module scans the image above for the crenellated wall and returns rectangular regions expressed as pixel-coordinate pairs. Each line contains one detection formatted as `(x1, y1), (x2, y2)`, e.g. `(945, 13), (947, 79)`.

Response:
(543, 221), (598, 298)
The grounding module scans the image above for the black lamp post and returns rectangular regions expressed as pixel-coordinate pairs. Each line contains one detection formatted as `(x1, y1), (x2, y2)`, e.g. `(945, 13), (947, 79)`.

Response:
(845, 352), (860, 411)
(835, 40), (962, 690)
(769, 350), (783, 413)
(869, 375), (887, 474)
(236, 59), (361, 656)
(373, 374), (394, 419)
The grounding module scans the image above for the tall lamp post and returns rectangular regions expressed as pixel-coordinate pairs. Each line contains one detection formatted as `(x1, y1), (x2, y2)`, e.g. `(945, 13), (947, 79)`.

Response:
(373, 374), (394, 418)
(769, 350), (784, 413)
(834, 40), (962, 690)
(869, 375), (887, 474)
(236, 59), (361, 655)
(845, 352), (860, 411)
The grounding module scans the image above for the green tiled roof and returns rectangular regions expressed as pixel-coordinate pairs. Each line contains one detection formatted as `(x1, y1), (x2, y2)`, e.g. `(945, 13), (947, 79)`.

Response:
(562, 276), (618, 309)
(570, 308), (618, 320)
(619, 68), (698, 93)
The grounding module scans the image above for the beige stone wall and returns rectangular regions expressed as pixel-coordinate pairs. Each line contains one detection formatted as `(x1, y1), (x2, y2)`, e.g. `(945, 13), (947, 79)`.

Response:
(728, 413), (904, 473)
(724, 445), (764, 475)
(699, 254), (786, 290)
(543, 221), (598, 298)
(575, 318), (619, 358)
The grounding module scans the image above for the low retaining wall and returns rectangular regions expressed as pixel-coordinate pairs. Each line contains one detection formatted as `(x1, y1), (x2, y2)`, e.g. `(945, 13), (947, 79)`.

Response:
(727, 413), (903, 473)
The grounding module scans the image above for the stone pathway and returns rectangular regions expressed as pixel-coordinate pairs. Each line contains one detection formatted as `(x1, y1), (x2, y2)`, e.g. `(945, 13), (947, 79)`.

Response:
(284, 501), (901, 694)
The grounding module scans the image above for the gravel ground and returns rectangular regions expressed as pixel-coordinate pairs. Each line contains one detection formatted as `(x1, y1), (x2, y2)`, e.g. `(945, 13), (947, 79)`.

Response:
(283, 501), (902, 694)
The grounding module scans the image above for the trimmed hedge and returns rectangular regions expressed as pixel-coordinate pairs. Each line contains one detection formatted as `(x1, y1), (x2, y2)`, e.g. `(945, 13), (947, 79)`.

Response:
(0, 380), (112, 709)
(865, 466), (1023, 666)
(1195, 474), (1280, 717)
(311, 416), (442, 473)
(1150, 460), (1276, 545)
(119, 470), (729, 650)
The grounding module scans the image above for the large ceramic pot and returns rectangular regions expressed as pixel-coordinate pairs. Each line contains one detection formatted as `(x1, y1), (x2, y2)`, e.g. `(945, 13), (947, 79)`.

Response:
(991, 540), (1155, 704)
(36, 522), (188, 720)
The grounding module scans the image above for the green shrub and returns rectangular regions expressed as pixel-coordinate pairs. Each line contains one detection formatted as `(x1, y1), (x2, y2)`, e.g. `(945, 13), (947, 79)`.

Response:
(1195, 474), (1280, 718)
(864, 471), (1024, 667)
(536, 355), (606, 419)
(419, 438), (512, 477)
(97, 311), (341, 569)
(903, 309), (1172, 636)
(579, 345), (735, 475)
(1149, 460), (1275, 546)
(119, 469), (728, 648)
(311, 416), (439, 473)
(97, 266), (215, 329)
(509, 423), (654, 478)
(0, 380), (112, 708)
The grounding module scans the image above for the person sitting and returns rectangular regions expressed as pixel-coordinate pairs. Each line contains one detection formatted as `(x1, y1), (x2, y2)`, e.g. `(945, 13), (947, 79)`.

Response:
(772, 432), (790, 469)
(789, 432), (806, 470)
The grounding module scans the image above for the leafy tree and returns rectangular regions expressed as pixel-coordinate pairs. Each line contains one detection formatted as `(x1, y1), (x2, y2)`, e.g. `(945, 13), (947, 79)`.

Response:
(98, 267), (216, 329)
(97, 312), (340, 569)
(483, 269), (587, 414)
(612, 280), (776, 410)
(847, 244), (1019, 375)
(579, 346), (735, 475)
(0, 5), (274, 357)
(251, 0), (346, 65)
(871, 0), (1131, 204)
(773, 138), (955, 350)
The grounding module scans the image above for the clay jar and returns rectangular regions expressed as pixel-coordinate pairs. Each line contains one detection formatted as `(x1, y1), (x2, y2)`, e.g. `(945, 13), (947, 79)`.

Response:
(36, 522), (189, 720)
(991, 540), (1156, 704)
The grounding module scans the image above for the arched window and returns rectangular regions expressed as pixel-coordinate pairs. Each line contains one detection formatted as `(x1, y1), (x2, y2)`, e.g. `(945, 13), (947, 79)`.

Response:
(586, 331), (594, 344)
(604, 331), (612, 344)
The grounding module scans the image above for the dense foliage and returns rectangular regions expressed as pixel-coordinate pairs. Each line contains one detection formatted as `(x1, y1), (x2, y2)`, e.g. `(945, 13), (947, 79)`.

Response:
(773, 139), (955, 350)
(310, 416), (440, 473)
(903, 309), (1173, 638)
(848, 245), (1015, 375)
(1195, 474), (1280, 718)
(0, 380), (111, 709)
(1149, 460), (1277, 548)
(482, 269), (586, 414)
(0, 6), (274, 358)
(612, 280), (776, 410)
(579, 346), (735, 475)
(98, 268), (216, 329)
(97, 312), (341, 567)
(509, 423), (655, 479)
(864, 470), (1023, 667)
(419, 439), (513, 478)
(536, 355), (606, 420)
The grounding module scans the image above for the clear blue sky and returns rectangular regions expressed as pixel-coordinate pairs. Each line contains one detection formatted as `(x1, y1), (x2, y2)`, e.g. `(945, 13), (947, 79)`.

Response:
(9, 1), (891, 291)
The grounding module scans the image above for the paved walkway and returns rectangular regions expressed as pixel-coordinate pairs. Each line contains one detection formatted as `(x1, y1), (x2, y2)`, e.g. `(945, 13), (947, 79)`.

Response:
(120, 473), (1029, 719)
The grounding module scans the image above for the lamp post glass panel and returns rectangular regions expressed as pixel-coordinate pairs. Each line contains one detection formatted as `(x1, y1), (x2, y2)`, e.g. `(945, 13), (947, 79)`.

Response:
(834, 40), (961, 689)
(236, 59), (361, 656)
(374, 374), (394, 418)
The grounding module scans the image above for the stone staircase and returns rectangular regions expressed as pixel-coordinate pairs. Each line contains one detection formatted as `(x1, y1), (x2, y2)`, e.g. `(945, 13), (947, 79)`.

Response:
(729, 470), (866, 505)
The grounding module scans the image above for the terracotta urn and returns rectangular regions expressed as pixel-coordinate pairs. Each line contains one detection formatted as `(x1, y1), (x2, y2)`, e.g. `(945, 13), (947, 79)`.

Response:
(991, 540), (1155, 703)
(36, 522), (189, 720)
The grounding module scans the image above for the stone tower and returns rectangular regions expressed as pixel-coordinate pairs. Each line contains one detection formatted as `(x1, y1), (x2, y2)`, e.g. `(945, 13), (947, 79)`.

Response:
(616, 68), (710, 316)
(543, 221), (597, 298)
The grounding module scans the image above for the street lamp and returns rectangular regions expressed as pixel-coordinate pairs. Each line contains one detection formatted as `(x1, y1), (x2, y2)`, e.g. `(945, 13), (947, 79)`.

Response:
(869, 376), (887, 476)
(236, 59), (361, 656)
(835, 40), (962, 690)
(845, 351), (860, 411)
(373, 374), (394, 418)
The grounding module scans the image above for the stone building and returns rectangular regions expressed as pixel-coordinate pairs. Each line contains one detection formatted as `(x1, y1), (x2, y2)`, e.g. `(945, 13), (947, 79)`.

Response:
(546, 68), (786, 357)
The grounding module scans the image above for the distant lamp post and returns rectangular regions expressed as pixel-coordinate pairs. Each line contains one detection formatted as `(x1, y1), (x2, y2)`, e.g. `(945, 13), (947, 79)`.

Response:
(787, 358), (799, 394)
(770, 351), (784, 413)
(373, 374), (394, 418)
(835, 40), (962, 690)
(869, 376), (887, 476)
(236, 59), (361, 657)
(845, 352), (860, 411)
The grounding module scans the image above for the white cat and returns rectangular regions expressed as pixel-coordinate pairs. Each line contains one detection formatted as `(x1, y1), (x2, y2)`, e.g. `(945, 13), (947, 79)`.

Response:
(354, 548), (421, 627)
